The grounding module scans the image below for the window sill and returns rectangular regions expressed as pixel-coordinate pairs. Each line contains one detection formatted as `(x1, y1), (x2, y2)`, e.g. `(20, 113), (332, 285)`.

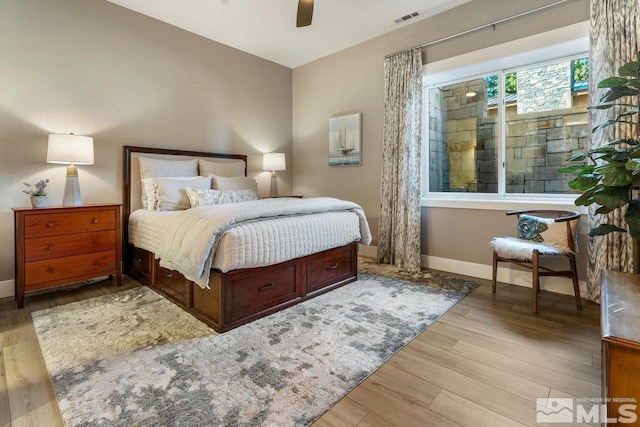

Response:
(421, 195), (587, 214)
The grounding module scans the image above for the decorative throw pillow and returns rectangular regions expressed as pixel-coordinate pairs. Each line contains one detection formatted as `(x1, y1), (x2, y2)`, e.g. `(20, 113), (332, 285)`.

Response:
(517, 214), (576, 251)
(153, 176), (211, 211)
(185, 188), (258, 208)
(198, 158), (246, 177)
(210, 175), (259, 193)
(138, 157), (198, 208)
(141, 176), (200, 211)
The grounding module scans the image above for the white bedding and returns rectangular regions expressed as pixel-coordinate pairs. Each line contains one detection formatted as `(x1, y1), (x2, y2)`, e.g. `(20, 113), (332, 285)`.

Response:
(129, 197), (371, 287)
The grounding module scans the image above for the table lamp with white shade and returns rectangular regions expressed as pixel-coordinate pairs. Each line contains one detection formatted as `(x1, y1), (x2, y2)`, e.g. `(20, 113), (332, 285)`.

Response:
(263, 152), (286, 197)
(47, 133), (94, 206)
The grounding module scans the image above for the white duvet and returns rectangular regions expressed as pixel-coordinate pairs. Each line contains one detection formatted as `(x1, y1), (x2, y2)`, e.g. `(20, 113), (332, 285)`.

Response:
(153, 197), (372, 288)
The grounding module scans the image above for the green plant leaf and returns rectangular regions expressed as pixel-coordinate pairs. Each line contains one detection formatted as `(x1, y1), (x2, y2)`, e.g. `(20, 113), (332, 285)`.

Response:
(592, 119), (637, 133)
(589, 146), (616, 154)
(574, 186), (598, 206)
(598, 164), (633, 187)
(612, 151), (631, 161)
(619, 61), (640, 77)
(600, 87), (639, 103)
(557, 164), (590, 173)
(625, 200), (640, 232)
(609, 138), (640, 147)
(593, 186), (630, 209)
(589, 224), (628, 237)
(569, 173), (601, 190)
(617, 107), (639, 119)
(592, 120), (618, 133)
(565, 152), (588, 162)
(598, 76), (631, 87)
(595, 206), (615, 215)
(588, 103), (636, 110)
(626, 159), (640, 171)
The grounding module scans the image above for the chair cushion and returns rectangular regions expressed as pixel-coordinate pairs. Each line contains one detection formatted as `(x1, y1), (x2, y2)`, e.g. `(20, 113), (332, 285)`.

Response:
(490, 237), (568, 261)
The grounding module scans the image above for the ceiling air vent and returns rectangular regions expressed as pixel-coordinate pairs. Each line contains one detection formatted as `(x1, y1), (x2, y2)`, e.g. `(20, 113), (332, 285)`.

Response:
(394, 11), (423, 24)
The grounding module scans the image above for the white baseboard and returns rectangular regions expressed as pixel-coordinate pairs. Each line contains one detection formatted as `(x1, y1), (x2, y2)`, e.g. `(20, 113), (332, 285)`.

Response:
(422, 254), (587, 297)
(358, 244), (377, 258)
(1, 246), (585, 300)
(0, 279), (14, 299)
(359, 244), (585, 297)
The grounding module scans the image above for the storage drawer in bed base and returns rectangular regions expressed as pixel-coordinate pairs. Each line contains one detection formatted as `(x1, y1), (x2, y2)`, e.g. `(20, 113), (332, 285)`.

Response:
(125, 243), (358, 333)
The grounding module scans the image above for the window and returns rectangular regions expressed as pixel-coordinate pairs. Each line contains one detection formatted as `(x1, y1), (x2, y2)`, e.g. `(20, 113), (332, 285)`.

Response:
(423, 36), (589, 207)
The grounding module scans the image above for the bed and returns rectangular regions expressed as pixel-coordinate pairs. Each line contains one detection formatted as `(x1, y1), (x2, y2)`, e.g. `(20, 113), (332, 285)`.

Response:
(122, 146), (371, 332)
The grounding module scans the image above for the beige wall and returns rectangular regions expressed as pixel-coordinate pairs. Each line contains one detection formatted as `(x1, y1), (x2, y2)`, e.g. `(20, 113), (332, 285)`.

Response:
(292, 0), (590, 283)
(0, 0), (592, 292)
(0, 0), (292, 283)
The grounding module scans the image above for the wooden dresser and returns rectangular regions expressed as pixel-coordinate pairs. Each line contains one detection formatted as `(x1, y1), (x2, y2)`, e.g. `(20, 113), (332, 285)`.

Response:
(13, 204), (122, 308)
(601, 270), (640, 424)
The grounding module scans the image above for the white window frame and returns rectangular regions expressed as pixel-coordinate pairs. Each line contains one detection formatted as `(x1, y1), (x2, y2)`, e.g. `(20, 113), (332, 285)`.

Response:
(421, 25), (589, 213)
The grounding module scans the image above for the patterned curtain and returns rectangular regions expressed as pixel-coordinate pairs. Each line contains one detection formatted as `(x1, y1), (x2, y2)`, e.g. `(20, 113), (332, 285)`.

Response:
(377, 48), (422, 272)
(587, 0), (640, 302)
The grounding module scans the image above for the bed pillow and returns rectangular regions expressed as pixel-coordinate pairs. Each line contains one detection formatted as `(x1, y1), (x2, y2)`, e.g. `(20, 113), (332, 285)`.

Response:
(138, 157), (198, 208)
(198, 158), (246, 177)
(185, 188), (258, 207)
(210, 175), (259, 193)
(141, 176), (199, 211)
(152, 176), (211, 211)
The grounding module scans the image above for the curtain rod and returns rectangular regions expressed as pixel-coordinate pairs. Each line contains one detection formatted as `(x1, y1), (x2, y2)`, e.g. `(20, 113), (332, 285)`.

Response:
(385, 0), (577, 59)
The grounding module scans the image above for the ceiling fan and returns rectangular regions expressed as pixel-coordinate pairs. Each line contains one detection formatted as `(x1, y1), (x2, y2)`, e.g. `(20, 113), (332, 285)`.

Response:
(296, 0), (314, 27)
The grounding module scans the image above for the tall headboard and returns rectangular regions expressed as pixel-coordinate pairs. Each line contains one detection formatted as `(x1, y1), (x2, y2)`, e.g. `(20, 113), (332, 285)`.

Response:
(122, 145), (248, 270)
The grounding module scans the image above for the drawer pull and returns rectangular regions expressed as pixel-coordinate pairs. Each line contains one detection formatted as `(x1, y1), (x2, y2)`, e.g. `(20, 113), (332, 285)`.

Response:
(93, 239), (99, 244)
(47, 245), (54, 251)
(135, 257), (143, 263)
(47, 222), (55, 228)
(257, 283), (275, 292)
(326, 263), (339, 271)
(47, 267), (54, 273)
(91, 218), (100, 224)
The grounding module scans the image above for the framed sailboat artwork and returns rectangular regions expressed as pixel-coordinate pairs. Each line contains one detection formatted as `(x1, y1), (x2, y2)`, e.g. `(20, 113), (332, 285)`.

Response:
(329, 112), (361, 166)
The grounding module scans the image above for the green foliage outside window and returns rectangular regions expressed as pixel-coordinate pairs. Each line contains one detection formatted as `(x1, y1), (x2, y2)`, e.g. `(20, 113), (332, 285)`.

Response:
(484, 58), (589, 98)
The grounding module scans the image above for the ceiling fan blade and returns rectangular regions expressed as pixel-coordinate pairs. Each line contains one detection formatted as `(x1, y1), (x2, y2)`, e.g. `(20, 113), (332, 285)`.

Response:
(296, 0), (313, 27)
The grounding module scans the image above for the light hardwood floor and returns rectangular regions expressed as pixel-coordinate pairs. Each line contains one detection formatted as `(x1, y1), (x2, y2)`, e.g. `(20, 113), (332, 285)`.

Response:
(0, 273), (601, 427)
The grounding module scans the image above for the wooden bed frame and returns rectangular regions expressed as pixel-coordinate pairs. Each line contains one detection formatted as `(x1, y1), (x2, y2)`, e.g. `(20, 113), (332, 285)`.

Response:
(122, 146), (358, 332)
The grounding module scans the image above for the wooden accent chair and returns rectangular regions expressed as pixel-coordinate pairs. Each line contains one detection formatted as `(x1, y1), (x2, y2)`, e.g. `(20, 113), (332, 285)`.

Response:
(490, 210), (582, 314)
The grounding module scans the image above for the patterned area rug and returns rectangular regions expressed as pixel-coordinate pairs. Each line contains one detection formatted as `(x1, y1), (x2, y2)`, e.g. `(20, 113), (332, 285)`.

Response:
(32, 260), (478, 426)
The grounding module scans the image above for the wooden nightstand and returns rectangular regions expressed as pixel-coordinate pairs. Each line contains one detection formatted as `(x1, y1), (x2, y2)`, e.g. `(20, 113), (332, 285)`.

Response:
(13, 203), (122, 308)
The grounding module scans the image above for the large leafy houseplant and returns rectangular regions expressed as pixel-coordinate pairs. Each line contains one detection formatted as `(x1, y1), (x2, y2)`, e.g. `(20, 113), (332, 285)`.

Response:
(561, 52), (640, 248)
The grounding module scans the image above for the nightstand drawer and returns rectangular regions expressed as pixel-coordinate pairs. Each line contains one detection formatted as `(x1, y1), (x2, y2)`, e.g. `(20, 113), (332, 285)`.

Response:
(25, 231), (116, 261)
(24, 209), (116, 238)
(24, 250), (116, 288)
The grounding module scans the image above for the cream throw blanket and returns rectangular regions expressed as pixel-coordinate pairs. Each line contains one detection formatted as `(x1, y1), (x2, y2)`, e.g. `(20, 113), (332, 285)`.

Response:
(156, 197), (372, 288)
